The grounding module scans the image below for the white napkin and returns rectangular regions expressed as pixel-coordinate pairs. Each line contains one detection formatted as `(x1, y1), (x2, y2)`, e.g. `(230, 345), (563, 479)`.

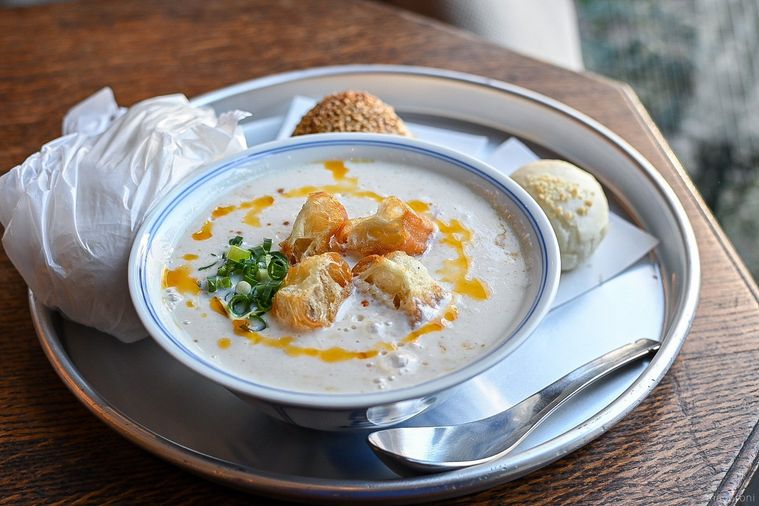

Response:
(0, 89), (250, 342)
(62, 87), (126, 136)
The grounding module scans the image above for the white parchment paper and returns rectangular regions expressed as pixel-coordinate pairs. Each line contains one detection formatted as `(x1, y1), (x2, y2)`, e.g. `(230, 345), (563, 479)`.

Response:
(276, 96), (659, 308)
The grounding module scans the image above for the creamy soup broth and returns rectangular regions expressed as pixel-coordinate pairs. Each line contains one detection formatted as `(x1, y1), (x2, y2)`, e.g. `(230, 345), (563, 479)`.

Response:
(163, 159), (532, 394)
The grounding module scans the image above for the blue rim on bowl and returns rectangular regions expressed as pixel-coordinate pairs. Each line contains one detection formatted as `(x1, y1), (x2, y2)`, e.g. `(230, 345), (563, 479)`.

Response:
(128, 133), (561, 410)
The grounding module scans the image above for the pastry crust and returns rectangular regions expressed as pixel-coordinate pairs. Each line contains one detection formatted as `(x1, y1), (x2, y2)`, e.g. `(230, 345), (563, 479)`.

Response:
(272, 252), (353, 330)
(280, 192), (348, 263)
(292, 91), (412, 137)
(511, 160), (609, 271)
(335, 197), (434, 256)
(352, 251), (447, 325)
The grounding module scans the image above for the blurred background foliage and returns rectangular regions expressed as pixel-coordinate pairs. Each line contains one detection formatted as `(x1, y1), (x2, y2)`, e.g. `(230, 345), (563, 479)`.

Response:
(577, 0), (759, 280)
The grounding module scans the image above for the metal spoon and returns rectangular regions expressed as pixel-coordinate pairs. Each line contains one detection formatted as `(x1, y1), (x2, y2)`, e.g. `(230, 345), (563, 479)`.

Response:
(367, 338), (660, 475)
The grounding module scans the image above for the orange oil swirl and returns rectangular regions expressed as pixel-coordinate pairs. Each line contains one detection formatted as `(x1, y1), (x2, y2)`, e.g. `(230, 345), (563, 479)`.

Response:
(407, 200), (430, 213)
(191, 220), (214, 241)
(211, 205), (236, 219)
(162, 265), (200, 295)
(231, 320), (380, 362)
(191, 197), (275, 241)
(436, 219), (489, 300)
(324, 160), (350, 180)
(209, 297), (227, 317)
(219, 302), (458, 361)
(283, 161), (384, 201)
(241, 195), (275, 226)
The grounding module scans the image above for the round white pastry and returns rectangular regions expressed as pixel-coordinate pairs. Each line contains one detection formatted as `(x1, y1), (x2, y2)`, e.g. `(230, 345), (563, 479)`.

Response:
(511, 160), (609, 271)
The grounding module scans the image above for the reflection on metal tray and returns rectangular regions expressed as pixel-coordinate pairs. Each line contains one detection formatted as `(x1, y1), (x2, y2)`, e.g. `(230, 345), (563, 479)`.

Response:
(31, 65), (699, 503)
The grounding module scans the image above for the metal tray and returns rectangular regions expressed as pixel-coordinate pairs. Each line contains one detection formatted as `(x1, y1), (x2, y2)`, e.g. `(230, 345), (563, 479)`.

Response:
(30, 65), (700, 504)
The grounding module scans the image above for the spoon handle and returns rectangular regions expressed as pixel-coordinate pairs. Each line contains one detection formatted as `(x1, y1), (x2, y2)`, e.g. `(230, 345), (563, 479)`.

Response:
(367, 339), (661, 474)
(471, 338), (662, 461)
(511, 338), (661, 434)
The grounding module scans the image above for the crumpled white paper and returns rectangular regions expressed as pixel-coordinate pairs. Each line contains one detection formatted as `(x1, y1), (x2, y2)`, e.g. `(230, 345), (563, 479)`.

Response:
(0, 88), (250, 342)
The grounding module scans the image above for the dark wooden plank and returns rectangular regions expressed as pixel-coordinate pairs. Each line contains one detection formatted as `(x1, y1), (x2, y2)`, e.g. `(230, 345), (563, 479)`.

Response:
(0, 0), (757, 504)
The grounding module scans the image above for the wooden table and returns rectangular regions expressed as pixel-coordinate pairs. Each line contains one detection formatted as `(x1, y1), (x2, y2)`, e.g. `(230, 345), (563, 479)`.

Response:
(1, 0), (758, 504)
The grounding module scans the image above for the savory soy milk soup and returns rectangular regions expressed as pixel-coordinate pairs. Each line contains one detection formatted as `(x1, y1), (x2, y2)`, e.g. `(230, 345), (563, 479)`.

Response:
(162, 159), (532, 394)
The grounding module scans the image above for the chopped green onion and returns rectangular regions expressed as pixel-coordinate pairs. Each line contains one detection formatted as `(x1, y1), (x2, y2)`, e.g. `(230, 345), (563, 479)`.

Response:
(270, 251), (288, 262)
(250, 245), (265, 259)
(235, 280), (252, 295)
(258, 282), (274, 302)
(248, 315), (267, 331)
(202, 236), (289, 329)
(228, 245), (251, 262)
(267, 255), (288, 280)
(198, 260), (219, 271)
(228, 294), (250, 317)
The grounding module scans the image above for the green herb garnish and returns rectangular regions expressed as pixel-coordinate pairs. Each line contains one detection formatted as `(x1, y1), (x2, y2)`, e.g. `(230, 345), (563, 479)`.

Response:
(198, 259), (220, 271)
(203, 237), (289, 329)
(227, 245), (251, 262)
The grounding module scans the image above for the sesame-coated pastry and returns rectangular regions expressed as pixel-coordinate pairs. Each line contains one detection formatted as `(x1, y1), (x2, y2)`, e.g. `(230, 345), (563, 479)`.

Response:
(511, 160), (609, 271)
(292, 91), (412, 137)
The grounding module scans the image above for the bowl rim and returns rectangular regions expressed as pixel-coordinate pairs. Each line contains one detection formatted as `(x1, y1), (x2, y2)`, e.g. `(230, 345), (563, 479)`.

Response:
(128, 132), (560, 409)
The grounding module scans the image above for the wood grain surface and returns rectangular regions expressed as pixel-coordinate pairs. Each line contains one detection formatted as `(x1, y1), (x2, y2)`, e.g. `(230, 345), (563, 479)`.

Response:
(1, 0), (758, 504)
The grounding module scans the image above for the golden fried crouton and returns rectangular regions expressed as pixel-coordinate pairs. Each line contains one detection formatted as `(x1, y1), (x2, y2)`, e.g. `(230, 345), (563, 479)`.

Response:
(280, 192), (348, 263)
(335, 197), (434, 257)
(352, 251), (448, 325)
(272, 252), (353, 330)
(292, 91), (412, 137)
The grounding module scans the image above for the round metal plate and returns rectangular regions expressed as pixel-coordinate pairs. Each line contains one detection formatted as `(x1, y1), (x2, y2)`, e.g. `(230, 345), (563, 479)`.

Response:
(30, 65), (699, 503)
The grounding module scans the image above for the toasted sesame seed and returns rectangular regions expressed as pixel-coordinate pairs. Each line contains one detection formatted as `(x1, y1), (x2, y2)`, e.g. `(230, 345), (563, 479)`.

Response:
(292, 91), (412, 137)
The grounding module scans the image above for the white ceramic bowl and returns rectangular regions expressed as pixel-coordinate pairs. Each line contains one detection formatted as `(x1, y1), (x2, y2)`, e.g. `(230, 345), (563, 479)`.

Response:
(128, 133), (560, 430)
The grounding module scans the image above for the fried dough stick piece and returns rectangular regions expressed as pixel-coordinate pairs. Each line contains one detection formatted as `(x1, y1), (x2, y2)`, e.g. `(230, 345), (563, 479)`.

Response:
(335, 197), (434, 257)
(352, 251), (447, 325)
(280, 192), (348, 263)
(272, 252), (352, 330)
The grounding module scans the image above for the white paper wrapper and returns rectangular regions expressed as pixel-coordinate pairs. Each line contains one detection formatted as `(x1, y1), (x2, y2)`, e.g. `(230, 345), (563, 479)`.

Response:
(272, 96), (659, 308)
(0, 89), (250, 342)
